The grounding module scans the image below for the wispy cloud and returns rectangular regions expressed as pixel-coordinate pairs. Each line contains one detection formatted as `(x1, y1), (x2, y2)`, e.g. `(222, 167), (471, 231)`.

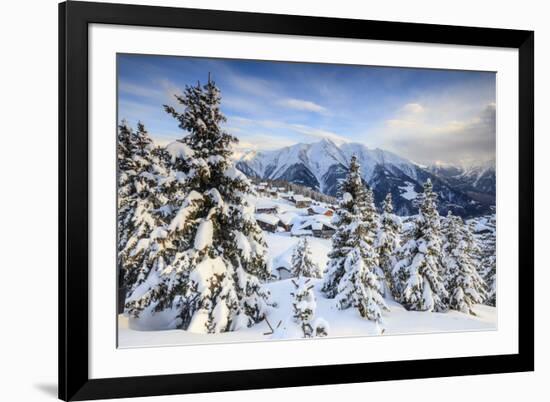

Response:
(288, 124), (348, 144)
(119, 80), (164, 100)
(156, 78), (184, 99)
(118, 99), (161, 121)
(226, 115), (348, 147)
(226, 74), (276, 98)
(277, 98), (327, 114)
(402, 102), (425, 114)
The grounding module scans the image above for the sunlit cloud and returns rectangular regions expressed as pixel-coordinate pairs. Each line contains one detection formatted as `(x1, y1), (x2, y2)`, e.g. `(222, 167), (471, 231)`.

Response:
(288, 124), (348, 144)
(402, 102), (425, 114)
(277, 98), (328, 114)
(376, 101), (496, 166)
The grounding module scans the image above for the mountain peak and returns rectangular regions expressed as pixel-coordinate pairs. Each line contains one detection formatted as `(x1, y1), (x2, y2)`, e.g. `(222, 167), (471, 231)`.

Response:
(234, 138), (495, 217)
(320, 137), (336, 146)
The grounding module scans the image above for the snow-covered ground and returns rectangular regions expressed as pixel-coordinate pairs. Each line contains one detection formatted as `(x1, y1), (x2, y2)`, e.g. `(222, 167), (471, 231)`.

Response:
(266, 232), (331, 272)
(119, 277), (496, 348)
(119, 194), (496, 348)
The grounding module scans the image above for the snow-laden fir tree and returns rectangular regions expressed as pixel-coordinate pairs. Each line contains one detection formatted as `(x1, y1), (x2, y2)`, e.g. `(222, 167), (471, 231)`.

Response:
(291, 277), (316, 338)
(323, 155), (370, 297)
(442, 212), (487, 314)
(336, 248), (388, 321)
(364, 186), (379, 236)
(322, 155), (387, 321)
(123, 139), (193, 315)
(127, 76), (272, 333)
(117, 122), (169, 294)
(291, 237), (321, 278)
(117, 121), (149, 262)
(376, 193), (401, 297)
(479, 213), (496, 306)
(392, 179), (448, 312)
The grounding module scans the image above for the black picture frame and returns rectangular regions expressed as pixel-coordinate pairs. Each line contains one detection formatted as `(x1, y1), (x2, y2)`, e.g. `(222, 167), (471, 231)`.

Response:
(59, 1), (534, 400)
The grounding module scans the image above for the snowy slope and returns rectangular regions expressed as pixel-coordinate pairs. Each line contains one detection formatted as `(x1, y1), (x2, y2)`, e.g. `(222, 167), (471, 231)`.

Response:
(120, 195), (496, 348)
(119, 277), (496, 347)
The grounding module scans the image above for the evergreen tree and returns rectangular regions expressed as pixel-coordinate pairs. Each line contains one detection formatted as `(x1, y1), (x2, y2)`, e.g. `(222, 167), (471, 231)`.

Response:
(323, 155), (369, 297)
(127, 76), (272, 333)
(123, 138), (198, 320)
(442, 212), (487, 314)
(376, 193), (401, 297)
(291, 278), (316, 338)
(322, 156), (387, 321)
(117, 121), (135, 258)
(479, 213), (496, 306)
(335, 248), (388, 321)
(117, 122), (165, 293)
(291, 237), (321, 278)
(364, 186), (379, 234)
(118, 121), (145, 258)
(393, 179), (448, 312)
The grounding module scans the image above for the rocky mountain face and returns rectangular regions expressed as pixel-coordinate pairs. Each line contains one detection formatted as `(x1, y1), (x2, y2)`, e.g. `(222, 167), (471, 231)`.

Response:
(427, 161), (496, 205)
(235, 139), (495, 217)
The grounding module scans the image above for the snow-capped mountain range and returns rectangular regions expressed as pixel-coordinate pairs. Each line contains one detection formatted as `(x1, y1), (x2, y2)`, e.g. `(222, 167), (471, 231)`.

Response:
(427, 160), (496, 201)
(235, 138), (495, 217)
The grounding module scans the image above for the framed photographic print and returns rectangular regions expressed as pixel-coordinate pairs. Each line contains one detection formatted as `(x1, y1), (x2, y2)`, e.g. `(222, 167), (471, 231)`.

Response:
(59, 1), (534, 400)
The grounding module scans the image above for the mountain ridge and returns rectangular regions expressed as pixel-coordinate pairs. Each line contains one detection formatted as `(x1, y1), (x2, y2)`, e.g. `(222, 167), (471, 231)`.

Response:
(233, 139), (495, 217)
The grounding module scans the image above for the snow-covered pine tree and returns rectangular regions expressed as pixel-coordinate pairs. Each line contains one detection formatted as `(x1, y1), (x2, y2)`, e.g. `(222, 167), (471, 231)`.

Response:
(322, 156), (387, 321)
(364, 186), (379, 236)
(323, 155), (369, 297)
(291, 237), (321, 278)
(127, 76), (272, 333)
(117, 121), (135, 259)
(123, 140), (194, 318)
(376, 193), (401, 297)
(392, 179), (448, 312)
(336, 248), (388, 321)
(291, 277), (316, 338)
(442, 212), (487, 314)
(117, 122), (165, 293)
(479, 213), (496, 306)
(117, 121), (148, 258)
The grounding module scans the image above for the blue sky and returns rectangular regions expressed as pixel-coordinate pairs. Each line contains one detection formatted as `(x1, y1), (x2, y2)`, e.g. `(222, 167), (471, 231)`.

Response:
(118, 54), (496, 166)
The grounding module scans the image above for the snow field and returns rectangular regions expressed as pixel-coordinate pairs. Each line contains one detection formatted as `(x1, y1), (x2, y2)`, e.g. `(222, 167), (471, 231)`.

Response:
(120, 229), (496, 347)
(119, 276), (495, 347)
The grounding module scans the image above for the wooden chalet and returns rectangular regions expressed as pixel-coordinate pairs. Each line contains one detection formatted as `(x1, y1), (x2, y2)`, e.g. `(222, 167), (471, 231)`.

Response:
(255, 213), (280, 232)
